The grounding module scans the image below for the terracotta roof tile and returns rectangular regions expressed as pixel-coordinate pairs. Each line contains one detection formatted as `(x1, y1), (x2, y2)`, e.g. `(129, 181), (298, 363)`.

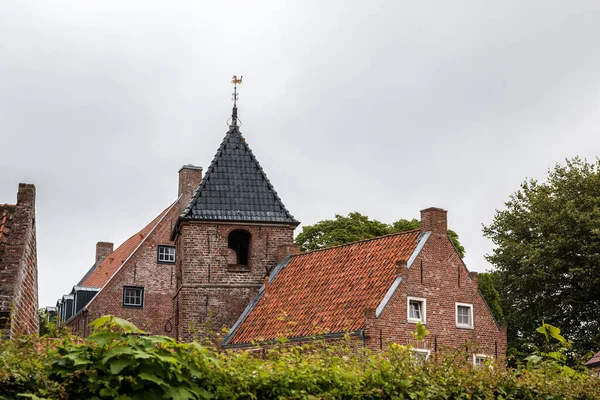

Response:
(79, 206), (171, 288)
(228, 230), (421, 345)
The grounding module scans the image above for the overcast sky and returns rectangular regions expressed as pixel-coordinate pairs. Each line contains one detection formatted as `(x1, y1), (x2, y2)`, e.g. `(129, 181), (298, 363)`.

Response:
(1, 1), (600, 307)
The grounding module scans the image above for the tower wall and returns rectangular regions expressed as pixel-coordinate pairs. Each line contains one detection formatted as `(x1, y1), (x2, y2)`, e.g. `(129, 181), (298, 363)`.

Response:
(175, 221), (295, 342)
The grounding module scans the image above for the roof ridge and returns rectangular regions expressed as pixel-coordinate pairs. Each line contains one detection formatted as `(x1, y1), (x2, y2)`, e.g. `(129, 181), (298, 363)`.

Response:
(294, 229), (421, 256)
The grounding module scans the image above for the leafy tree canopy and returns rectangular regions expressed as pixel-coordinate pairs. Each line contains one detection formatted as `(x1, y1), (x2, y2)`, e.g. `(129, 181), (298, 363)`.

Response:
(477, 272), (504, 324)
(294, 212), (465, 258)
(483, 157), (600, 360)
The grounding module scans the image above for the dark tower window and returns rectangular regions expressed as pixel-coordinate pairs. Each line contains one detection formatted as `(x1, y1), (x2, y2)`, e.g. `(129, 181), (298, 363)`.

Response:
(0, 312), (10, 332)
(228, 230), (251, 266)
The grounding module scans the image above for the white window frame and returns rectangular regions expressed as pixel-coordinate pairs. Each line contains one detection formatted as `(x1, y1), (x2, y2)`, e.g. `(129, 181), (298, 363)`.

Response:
(456, 302), (474, 329)
(473, 353), (491, 367)
(410, 348), (431, 361)
(157, 245), (176, 263)
(407, 296), (427, 324)
(123, 286), (144, 308)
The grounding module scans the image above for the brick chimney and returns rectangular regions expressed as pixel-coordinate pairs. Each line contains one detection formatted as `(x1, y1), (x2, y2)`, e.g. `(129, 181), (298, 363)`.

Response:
(96, 242), (113, 263)
(16, 183), (35, 210)
(420, 207), (447, 235)
(178, 165), (203, 200)
(276, 244), (301, 263)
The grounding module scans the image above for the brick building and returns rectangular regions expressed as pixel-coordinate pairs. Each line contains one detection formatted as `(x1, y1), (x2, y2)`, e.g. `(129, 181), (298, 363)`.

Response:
(0, 183), (39, 338)
(224, 207), (507, 362)
(56, 101), (506, 363)
(60, 166), (203, 336)
(170, 104), (300, 341)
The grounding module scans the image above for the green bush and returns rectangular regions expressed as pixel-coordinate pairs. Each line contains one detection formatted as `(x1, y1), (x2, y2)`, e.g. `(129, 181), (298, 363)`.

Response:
(0, 335), (63, 399)
(1, 316), (599, 399)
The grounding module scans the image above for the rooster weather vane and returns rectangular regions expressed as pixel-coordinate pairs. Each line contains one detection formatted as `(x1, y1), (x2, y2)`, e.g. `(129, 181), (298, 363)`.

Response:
(229, 75), (243, 127)
(231, 75), (243, 106)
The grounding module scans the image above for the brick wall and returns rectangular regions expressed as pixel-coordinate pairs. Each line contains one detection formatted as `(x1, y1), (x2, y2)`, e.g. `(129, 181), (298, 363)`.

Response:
(363, 223), (507, 362)
(0, 184), (39, 337)
(70, 201), (182, 337)
(175, 222), (296, 342)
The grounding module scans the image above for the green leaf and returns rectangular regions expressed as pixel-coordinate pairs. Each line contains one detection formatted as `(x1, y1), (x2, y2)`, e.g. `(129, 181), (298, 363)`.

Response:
(88, 331), (120, 346)
(547, 324), (566, 344)
(109, 358), (134, 374)
(138, 372), (167, 387)
(410, 321), (430, 341)
(89, 315), (114, 329)
(101, 346), (136, 363)
(163, 386), (197, 400)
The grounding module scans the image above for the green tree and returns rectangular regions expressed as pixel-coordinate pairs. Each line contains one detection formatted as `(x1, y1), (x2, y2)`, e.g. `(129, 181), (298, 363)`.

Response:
(38, 308), (50, 336)
(483, 157), (600, 360)
(294, 212), (465, 258)
(477, 272), (504, 324)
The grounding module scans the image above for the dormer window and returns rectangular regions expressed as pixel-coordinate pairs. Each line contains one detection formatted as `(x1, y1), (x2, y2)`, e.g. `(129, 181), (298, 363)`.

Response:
(228, 230), (251, 266)
(157, 245), (175, 263)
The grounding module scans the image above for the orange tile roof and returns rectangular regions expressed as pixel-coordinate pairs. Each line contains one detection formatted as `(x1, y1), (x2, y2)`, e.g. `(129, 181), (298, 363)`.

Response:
(228, 230), (421, 345)
(79, 206), (171, 288)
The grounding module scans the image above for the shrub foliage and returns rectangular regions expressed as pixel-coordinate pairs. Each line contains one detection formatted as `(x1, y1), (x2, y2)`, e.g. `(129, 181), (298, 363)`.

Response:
(1, 316), (599, 399)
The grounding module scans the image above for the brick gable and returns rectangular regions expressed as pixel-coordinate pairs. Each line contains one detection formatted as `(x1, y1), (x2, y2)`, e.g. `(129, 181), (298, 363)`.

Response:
(365, 228), (506, 360)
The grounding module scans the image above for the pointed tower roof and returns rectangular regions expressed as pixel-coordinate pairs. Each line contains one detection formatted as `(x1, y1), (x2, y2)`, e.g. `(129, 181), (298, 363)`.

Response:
(177, 108), (299, 227)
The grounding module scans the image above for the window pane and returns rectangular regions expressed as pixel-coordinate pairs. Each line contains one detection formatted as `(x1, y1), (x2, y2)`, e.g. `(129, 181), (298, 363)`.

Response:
(458, 306), (471, 325)
(158, 246), (175, 262)
(124, 287), (143, 306)
(409, 300), (422, 320)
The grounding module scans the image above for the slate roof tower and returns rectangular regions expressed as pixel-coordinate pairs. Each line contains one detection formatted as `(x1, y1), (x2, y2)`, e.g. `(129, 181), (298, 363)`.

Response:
(172, 88), (300, 341)
(175, 108), (298, 225)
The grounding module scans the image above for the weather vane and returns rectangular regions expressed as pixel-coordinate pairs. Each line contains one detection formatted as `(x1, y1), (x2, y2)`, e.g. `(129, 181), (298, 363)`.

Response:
(231, 75), (243, 106)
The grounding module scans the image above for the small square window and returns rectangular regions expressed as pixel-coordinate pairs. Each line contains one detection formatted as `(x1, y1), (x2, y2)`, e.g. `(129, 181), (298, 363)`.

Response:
(473, 354), (491, 367)
(123, 286), (144, 308)
(407, 297), (426, 324)
(157, 245), (175, 263)
(456, 303), (473, 329)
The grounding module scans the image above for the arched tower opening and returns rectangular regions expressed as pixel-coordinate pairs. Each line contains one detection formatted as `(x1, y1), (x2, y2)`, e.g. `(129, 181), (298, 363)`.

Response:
(227, 229), (251, 266)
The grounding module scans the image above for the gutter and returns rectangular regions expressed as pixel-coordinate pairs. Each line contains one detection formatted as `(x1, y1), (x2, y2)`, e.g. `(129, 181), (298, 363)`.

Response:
(223, 330), (363, 349)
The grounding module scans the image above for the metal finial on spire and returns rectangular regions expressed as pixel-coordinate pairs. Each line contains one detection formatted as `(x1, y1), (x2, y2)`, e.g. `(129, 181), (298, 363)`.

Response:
(231, 75), (243, 106)
(230, 75), (243, 127)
